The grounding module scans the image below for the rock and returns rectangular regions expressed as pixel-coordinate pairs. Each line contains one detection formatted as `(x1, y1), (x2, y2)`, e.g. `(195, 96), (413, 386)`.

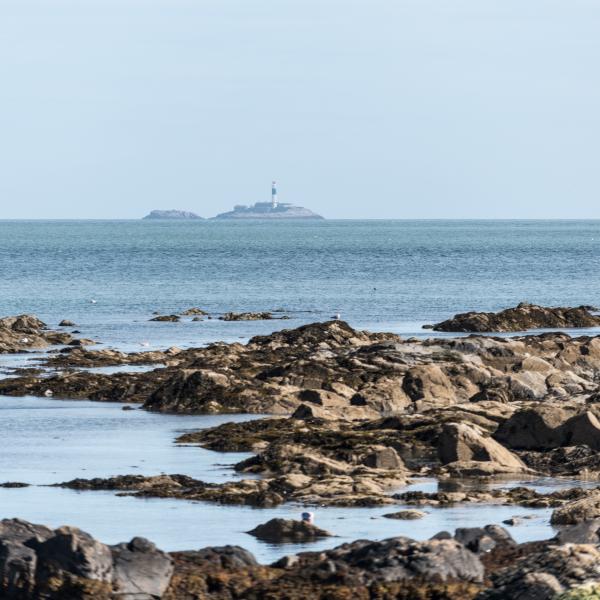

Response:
(561, 411), (600, 451)
(479, 544), (600, 599)
(554, 520), (600, 544)
(361, 446), (405, 470)
(0, 540), (39, 598)
(383, 510), (426, 520)
(402, 365), (456, 410)
(453, 525), (514, 553)
(438, 422), (528, 473)
(0, 482), (29, 488)
(0, 314), (74, 353)
(33, 526), (114, 583)
(143, 210), (202, 220)
(432, 303), (600, 332)
(0, 519), (176, 599)
(493, 405), (574, 450)
(58, 320), (76, 327)
(111, 537), (173, 599)
(246, 519), (332, 542)
(149, 315), (180, 322)
(219, 312), (275, 321)
(551, 491), (600, 524)
(318, 536), (485, 584)
(180, 308), (208, 316)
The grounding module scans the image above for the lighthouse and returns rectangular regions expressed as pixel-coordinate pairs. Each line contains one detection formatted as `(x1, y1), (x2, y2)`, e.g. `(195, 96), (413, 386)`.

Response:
(271, 180), (278, 208)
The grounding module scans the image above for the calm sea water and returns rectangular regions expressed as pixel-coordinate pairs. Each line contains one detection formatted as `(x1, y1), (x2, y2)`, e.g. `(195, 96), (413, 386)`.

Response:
(1, 219), (600, 350)
(1, 220), (599, 559)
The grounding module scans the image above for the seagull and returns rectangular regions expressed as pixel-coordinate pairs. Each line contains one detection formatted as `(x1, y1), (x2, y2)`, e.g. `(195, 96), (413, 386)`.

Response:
(90, 299), (97, 304)
(139, 341), (150, 347)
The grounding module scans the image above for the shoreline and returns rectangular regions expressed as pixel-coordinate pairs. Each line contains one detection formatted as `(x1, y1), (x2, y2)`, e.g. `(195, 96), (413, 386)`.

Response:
(3, 306), (600, 596)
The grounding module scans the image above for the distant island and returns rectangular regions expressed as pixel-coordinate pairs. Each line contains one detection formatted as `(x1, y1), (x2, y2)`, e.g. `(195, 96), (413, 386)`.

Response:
(143, 210), (203, 220)
(143, 182), (324, 221)
(213, 202), (323, 220)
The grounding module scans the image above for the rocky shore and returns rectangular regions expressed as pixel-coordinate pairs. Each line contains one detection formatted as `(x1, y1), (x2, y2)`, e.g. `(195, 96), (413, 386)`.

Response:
(3, 313), (600, 508)
(4, 306), (600, 596)
(3, 517), (600, 599)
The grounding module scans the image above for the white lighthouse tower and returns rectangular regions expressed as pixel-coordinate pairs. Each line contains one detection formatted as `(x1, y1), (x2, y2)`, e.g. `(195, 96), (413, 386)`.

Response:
(271, 180), (278, 208)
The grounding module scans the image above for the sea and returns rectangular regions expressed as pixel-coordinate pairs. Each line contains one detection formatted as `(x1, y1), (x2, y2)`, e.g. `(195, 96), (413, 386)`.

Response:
(1, 219), (599, 561)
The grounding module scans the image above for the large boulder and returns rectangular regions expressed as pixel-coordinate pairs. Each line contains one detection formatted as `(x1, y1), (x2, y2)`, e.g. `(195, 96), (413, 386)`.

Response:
(33, 526), (114, 584)
(438, 422), (528, 473)
(320, 536), (485, 584)
(493, 405), (575, 450)
(0, 519), (176, 599)
(561, 412), (600, 451)
(402, 365), (457, 410)
(111, 537), (173, 599)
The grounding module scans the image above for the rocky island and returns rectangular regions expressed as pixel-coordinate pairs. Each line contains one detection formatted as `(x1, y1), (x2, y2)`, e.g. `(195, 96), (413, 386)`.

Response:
(143, 210), (203, 220)
(214, 202), (323, 220)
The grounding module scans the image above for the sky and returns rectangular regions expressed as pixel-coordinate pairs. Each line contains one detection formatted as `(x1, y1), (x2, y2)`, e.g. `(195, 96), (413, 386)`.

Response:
(0, 0), (599, 219)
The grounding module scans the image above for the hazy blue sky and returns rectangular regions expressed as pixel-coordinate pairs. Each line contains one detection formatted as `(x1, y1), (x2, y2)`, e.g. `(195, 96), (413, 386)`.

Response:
(1, 0), (599, 219)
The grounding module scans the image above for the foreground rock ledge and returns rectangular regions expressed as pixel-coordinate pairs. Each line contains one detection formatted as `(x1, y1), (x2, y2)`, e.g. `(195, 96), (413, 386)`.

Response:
(4, 517), (600, 599)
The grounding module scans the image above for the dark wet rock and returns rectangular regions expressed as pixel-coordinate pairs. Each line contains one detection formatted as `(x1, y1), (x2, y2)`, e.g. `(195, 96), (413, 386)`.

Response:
(0, 519), (174, 599)
(111, 536), (174, 599)
(432, 303), (600, 333)
(383, 510), (426, 520)
(290, 536), (485, 585)
(478, 543), (600, 599)
(58, 320), (76, 327)
(246, 519), (332, 542)
(453, 525), (515, 554)
(501, 518), (522, 526)
(0, 482), (29, 488)
(219, 311), (276, 321)
(150, 315), (180, 322)
(67, 338), (96, 347)
(33, 525), (113, 583)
